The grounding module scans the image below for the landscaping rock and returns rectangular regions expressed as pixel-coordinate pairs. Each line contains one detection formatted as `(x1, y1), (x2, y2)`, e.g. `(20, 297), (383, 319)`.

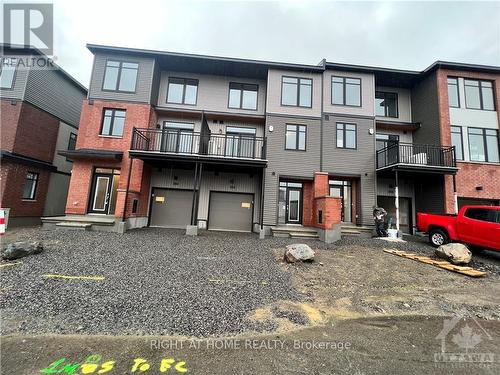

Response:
(2, 241), (43, 260)
(435, 243), (471, 265)
(284, 244), (315, 263)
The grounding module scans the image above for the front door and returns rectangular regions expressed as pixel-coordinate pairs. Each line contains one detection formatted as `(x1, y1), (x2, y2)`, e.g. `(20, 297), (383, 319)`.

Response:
(88, 168), (120, 214)
(278, 181), (303, 224)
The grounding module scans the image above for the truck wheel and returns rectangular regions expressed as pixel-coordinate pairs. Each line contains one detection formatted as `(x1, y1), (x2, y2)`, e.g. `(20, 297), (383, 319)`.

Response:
(429, 229), (448, 247)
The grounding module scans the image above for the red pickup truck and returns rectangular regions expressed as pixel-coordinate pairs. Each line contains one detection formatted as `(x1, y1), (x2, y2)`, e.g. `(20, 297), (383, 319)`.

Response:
(417, 205), (500, 251)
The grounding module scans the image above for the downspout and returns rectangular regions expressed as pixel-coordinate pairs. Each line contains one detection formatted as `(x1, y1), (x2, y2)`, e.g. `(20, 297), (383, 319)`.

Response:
(319, 60), (325, 172)
(260, 166), (266, 230)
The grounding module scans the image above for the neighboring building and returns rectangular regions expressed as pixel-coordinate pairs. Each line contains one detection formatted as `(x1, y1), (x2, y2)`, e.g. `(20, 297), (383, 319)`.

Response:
(0, 45), (87, 227)
(45, 44), (498, 237)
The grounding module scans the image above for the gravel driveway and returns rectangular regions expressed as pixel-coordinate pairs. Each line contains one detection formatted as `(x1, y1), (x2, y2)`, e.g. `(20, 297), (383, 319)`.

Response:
(1, 228), (302, 337)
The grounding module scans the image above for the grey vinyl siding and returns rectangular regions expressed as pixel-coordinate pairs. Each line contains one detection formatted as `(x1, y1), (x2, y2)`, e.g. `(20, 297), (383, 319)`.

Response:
(88, 53), (154, 103)
(375, 86), (412, 122)
(149, 59), (161, 105)
(151, 168), (261, 226)
(24, 68), (85, 126)
(43, 172), (70, 216)
(263, 115), (321, 225)
(323, 115), (376, 226)
(157, 71), (267, 116)
(412, 72), (441, 145)
(0, 66), (28, 100)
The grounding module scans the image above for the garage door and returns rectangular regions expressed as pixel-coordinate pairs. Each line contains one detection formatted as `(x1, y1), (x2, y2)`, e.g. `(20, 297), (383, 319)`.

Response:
(208, 192), (253, 232)
(150, 188), (192, 228)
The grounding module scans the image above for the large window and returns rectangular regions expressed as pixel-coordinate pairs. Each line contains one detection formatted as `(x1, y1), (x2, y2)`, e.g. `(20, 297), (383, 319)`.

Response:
(450, 126), (463, 160)
(281, 77), (312, 107)
(464, 79), (495, 110)
(336, 123), (357, 149)
(166, 77), (198, 105)
(228, 83), (258, 110)
(0, 60), (16, 89)
(468, 128), (499, 162)
(22, 172), (39, 200)
(285, 124), (306, 151)
(101, 109), (126, 137)
(447, 77), (460, 108)
(162, 122), (195, 153)
(375, 91), (398, 117)
(102, 60), (138, 92)
(225, 126), (256, 157)
(332, 76), (361, 106)
(376, 133), (399, 151)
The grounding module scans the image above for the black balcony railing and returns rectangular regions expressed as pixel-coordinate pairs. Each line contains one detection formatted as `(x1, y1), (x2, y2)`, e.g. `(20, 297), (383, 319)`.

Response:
(131, 128), (267, 160)
(376, 142), (456, 169)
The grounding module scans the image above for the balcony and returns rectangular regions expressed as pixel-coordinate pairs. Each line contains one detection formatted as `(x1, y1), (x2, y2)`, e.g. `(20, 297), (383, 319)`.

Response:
(376, 142), (457, 173)
(130, 128), (267, 164)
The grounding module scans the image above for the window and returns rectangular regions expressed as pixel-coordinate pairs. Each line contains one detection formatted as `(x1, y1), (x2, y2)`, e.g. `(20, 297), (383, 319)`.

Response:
(228, 83), (258, 110)
(22, 172), (38, 200)
(68, 133), (77, 151)
(450, 126), (463, 160)
(0, 60), (16, 89)
(102, 60), (138, 92)
(336, 123), (356, 149)
(464, 208), (499, 223)
(285, 124), (306, 150)
(447, 77), (460, 108)
(225, 126), (257, 157)
(464, 79), (495, 110)
(376, 133), (399, 151)
(375, 91), (398, 117)
(468, 128), (499, 162)
(166, 78), (198, 105)
(162, 121), (195, 153)
(101, 109), (126, 137)
(281, 77), (312, 107)
(332, 76), (361, 106)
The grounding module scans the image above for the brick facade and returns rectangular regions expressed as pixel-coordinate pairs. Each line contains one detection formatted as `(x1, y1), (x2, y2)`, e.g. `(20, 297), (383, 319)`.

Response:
(436, 69), (500, 212)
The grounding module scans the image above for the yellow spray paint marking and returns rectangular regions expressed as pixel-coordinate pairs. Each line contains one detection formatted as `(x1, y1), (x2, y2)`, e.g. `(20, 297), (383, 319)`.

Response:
(0, 261), (22, 268)
(208, 279), (269, 286)
(42, 274), (105, 281)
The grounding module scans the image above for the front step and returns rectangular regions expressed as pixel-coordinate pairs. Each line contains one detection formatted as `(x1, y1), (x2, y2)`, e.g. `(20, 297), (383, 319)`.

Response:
(289, 232), (319, 239)
(341, 225), (373, 238)
(55, 222), (92, 230)
(271, 226), (319, 239)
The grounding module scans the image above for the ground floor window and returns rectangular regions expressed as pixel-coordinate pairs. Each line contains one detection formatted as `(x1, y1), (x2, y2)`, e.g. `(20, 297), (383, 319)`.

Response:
(450, 126), (464, 160)
(88, 168), (120, 214)
(22, 172), (39, 200)
(329, 179), (352, 222)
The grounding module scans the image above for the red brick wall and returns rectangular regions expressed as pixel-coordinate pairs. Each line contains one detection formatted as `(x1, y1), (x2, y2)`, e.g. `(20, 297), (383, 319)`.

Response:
(0, 160), (50, 217)
(436, 69), (500, 212)
(313, 196), (342, 229)
(1, 99), (22, 152)
(302, 181), (313, 226)
(313, 172), (329, 198)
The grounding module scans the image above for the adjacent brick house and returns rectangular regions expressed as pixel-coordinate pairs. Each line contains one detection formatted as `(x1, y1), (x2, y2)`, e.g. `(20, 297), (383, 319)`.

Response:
(0, 45), (87, 226)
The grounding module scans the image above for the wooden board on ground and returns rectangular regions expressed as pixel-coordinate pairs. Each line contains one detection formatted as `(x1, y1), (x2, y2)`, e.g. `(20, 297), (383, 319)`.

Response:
(383, 249), (486, 278)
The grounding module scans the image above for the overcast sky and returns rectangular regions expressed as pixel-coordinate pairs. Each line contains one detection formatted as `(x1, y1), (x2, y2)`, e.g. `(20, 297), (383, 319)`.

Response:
(10, 0), (500, 87)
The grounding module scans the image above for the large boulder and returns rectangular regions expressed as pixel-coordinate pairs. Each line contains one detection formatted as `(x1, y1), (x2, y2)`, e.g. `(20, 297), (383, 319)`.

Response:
(284, 244), (315, 263)
(2, 241), (43, 260)
(435, 243), (471, 265)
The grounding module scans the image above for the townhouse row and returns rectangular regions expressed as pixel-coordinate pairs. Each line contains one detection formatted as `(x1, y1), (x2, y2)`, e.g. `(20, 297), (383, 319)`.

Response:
(1, 44), (499, 238)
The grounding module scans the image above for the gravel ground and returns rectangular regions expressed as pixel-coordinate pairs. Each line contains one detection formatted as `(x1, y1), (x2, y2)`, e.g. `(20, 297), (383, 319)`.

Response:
(1, 228), (303, 337)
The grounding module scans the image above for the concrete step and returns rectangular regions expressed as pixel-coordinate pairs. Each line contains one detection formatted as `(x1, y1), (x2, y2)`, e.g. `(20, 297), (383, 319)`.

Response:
(55, 222), (92, 230)
(289, 232), (319, 239)
(42, 215), (116, 226)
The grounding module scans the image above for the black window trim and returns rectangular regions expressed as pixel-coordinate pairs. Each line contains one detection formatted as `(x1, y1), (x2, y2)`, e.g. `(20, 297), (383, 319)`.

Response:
(22, 171), (39, 200)
(376, 133), (400, 150)
(166, 77), (199, 106)
(450, 125), (464, 161)
(280, 76), (313, 108)
(375, 91), (399, 118)
(336, 122), (357, 150)
(0, 59), (17, 90)
(101, 59), (139, 93)
(66, 132), (77, 162)
(100, 108), (127, 137)
(464, 78), (495, 111)
(284, 123), (307, 151)
(227, 82), (259, 111)
(467, 127), (499, 163)
(447, 77), (460, 108)
(331, 75), (362, 107)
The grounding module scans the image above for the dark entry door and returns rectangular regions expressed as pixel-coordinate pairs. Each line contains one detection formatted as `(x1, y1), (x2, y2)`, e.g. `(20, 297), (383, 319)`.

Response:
(89, 173), (114, 214)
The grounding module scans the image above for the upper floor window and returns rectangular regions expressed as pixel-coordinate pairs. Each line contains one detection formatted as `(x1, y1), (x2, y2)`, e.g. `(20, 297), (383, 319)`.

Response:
(101, 109), (126, 137)
(281, 77), (312, 107)
(450, 126), (464, 160)
(464, 79), (495, 110)
(228, 83), (258, 110)
(167, 77), (198, 105)
(0, 60), (16, 89)
(468, 127), (499, 162)
(336, 123), (356, 149)
(68, 133), (77, 150)
(375, 91), (398, 117)
(447, 77), (460, 108)
(23, 172), (39, 200)
(285, 124), (306, 150)
(332, 76), (361, 107)
(102, 60), (138, 92)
